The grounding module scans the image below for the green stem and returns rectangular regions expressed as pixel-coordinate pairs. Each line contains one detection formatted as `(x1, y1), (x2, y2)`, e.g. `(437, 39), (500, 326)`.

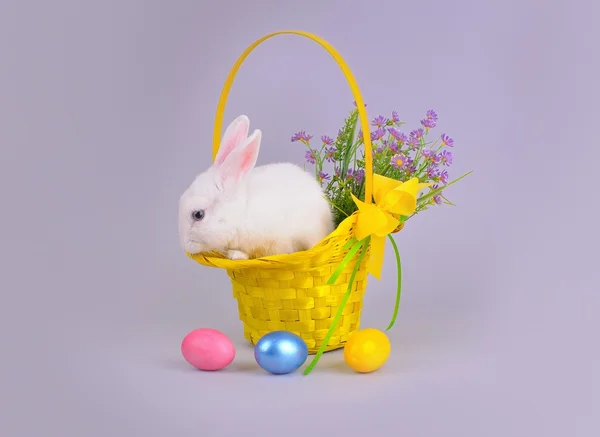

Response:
(341, 112), (358, 177)
(418, 170), (473, 205)
(327, 199), (350, 218)
(303, 142), (321, 180)
(414, 160), (430, 178)
(412, 132), (429, 170)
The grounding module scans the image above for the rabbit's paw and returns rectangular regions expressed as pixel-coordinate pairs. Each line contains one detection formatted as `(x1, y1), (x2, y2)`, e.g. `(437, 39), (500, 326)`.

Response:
(227, 250), (249, 260)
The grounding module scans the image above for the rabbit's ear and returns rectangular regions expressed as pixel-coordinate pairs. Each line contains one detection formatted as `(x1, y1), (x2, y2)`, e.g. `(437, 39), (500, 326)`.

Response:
(219, 129), (261, 186)
(214, 115), (250, 167)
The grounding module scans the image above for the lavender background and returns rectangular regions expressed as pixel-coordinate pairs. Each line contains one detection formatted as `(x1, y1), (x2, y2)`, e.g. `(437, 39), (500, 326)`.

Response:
(1, 0), (598, 436)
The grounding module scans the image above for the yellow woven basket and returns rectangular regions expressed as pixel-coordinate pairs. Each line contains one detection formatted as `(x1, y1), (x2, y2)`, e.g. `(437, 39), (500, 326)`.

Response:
(187, 30), (383, 366)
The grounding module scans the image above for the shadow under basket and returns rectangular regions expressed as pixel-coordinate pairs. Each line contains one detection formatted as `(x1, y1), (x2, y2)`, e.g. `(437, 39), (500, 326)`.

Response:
(188, 216), (371, 354)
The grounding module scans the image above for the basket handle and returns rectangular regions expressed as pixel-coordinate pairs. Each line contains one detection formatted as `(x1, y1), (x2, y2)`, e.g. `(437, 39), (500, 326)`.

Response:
(212, 30), (374, 205)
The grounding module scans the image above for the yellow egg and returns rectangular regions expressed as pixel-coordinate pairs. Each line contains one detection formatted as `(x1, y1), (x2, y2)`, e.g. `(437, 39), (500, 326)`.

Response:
(343, 328), (391, 373)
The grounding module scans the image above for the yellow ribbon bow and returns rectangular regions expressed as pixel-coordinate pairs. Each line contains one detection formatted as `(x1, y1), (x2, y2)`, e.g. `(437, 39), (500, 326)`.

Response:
(351, 174), (430, 279)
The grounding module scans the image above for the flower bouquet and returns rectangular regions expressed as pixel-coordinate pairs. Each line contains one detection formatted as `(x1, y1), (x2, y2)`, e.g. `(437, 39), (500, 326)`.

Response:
(292, 103), (471, 230)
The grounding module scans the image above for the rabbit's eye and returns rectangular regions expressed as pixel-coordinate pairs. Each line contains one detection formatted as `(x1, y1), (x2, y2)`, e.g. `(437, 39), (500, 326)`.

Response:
(191, 209), (205, 221)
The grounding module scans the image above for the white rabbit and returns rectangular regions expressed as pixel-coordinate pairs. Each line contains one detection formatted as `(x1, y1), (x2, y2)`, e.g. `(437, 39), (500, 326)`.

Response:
(179, 114), (335, 260)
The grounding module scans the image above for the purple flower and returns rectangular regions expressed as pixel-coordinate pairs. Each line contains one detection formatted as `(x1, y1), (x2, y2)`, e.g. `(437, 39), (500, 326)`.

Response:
(372, 115), (388, 127)
(291, 130), (313, 142)
(431, 183), (443, 205)
(371, 127), (386, 141)
(406, 164), (417, 175)
(388, 140), (399, 153)
(427, 165), (439, 180)
(392, 111), (400, 123)
(425, 109), (438, 122)
(305, 150), (316, 164)
(334, 166), (341, 177)
(387, 127), (400, 139)
(408, 136), (420, 149)
(421, 117), (437, 129)
(441, 133), (454, 147)
(390, 154), (407, 170)
(422, 149), (440, 163)
(388, 127), (407, 144)
(439, 169), (449, 184)
(324, 146), (336, 163)
(321, 135), (334, 146)
(318, 171), (331, 182)
(439, 150), (453, 166)
(410, 128), (425, 140)
(347, 168), (365, 184)
(421, 109), (438, 129)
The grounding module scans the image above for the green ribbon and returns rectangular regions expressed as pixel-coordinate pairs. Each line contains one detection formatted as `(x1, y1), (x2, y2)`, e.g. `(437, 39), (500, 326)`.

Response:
(303, 237), (369, 375)
(326, 237), (361, 285)
(302, 232), (404, 375)
(385, 234), (402, 331)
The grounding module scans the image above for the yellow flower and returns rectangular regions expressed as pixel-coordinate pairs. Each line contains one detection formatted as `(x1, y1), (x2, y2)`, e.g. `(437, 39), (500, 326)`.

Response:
(351, 174), (430, 279)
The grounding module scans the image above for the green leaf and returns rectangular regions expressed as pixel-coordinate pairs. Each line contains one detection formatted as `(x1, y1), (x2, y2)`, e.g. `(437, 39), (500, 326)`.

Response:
(418, 170), (473, 205)
(340, 110), (359, 177)
(441, 194), (456, 206)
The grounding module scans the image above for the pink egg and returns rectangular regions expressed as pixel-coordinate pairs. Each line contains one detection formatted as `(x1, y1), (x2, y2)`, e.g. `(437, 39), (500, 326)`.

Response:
(181, 328), (236, 371)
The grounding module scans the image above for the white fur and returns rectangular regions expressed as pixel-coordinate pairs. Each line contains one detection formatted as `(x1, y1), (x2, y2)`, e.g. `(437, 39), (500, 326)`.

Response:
(179, 115), (335, 259)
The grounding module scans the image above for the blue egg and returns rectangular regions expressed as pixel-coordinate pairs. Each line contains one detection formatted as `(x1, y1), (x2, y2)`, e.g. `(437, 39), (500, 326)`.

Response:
(254, 331), (309, 374)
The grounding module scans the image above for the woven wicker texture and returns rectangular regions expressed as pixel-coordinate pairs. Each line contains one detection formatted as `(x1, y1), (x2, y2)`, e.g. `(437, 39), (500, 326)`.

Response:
(188, 31), (377, 354)
(190, 215), (371, 353)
